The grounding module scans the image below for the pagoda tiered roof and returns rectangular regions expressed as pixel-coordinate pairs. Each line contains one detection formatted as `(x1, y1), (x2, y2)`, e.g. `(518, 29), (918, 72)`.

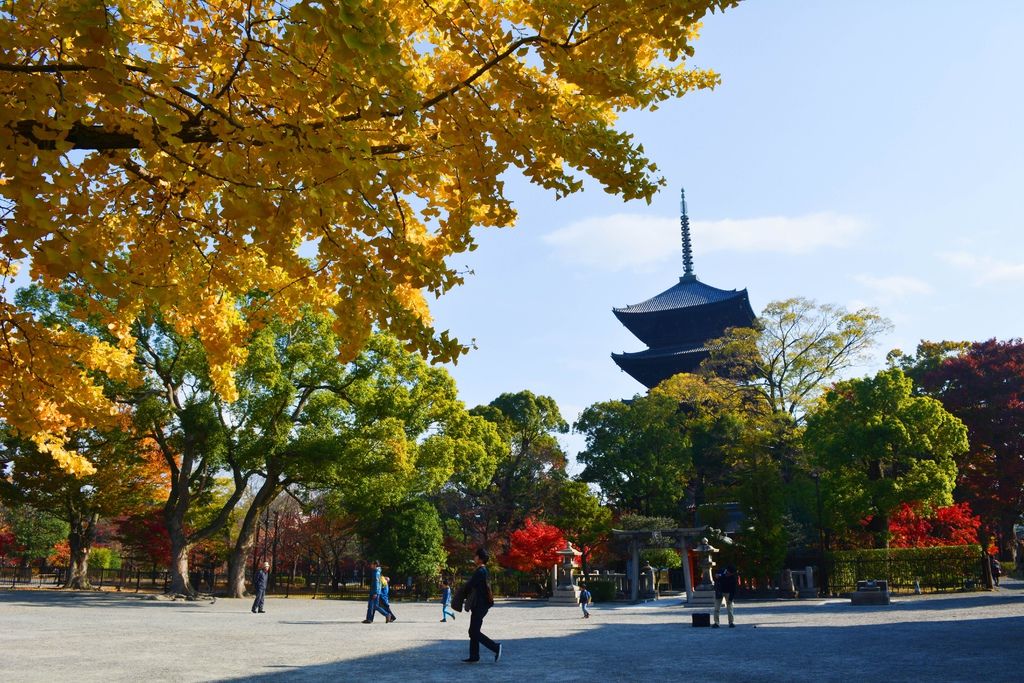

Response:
(610, 188), (756, 389)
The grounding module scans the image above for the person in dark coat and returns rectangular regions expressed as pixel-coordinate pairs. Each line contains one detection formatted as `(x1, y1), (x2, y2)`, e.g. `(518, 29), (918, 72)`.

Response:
(252, 561), (269, 614)
(458, 547), (501, 663)
(713, 564), (738, 628)
(990, 556), (1002, 587)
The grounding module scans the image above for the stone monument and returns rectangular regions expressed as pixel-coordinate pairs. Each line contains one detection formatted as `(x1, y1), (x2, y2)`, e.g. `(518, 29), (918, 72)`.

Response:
(550, 543), (582, 605)
(639, 560), (657, 600)
(688, 537), (718, 608)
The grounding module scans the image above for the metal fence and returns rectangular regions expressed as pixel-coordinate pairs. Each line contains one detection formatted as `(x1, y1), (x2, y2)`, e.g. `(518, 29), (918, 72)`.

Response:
(828, 553), (985, 594)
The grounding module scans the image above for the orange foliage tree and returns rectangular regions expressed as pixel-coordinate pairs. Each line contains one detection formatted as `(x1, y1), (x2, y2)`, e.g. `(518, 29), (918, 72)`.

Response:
(1, 0), (739, 473)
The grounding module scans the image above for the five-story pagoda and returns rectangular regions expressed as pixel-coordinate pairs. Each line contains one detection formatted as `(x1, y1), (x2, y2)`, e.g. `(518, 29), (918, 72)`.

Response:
(611, 189), (756, 389)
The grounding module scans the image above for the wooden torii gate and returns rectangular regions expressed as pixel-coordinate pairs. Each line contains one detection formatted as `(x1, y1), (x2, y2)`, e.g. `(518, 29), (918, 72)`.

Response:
(611, 527), (714, 603)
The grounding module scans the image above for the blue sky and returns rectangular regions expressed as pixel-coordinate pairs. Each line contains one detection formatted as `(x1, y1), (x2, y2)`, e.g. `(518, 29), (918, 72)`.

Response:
(429, 1), (1024, 459)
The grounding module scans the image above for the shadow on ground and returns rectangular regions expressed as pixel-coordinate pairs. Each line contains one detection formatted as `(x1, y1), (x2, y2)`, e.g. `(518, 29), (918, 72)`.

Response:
(218, 610), (1024, 683)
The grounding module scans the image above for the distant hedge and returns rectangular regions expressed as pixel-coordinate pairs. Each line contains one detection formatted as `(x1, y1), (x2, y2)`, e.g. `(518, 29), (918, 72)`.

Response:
(829, 545), (984, 593)
(587, 580), (617, 603)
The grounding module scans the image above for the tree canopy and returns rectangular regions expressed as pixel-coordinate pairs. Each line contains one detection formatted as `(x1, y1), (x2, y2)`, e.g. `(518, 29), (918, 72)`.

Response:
(0, 0), (739, 473)
(804, 368), (968, 548)
(705, 298), (892, 420)
(895, 338), (1024, 557)
(576, 393), (691, 517)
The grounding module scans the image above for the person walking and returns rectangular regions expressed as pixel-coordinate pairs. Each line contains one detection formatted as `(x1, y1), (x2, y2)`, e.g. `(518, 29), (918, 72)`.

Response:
(379, 575), (398, 623)
(362, 560), (394, 623)
(991, 555), (1002, 587)
(579, 583), (592, 619)
(440, 579), (456, 622)
(458, 547), (501, 663)
(251, 561), (269, 614)
(713, 565), (739, 628)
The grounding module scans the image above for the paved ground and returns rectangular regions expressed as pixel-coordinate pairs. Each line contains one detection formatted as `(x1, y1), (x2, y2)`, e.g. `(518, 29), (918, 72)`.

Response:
(3, 579), (1023, 682)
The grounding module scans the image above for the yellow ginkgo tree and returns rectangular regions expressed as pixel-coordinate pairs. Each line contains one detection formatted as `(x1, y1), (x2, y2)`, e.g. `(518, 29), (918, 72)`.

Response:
(1, 0), (739, 473)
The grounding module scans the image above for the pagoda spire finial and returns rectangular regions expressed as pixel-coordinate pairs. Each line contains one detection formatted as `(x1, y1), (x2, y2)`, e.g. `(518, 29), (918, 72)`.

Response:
(680, 187), (696, 281)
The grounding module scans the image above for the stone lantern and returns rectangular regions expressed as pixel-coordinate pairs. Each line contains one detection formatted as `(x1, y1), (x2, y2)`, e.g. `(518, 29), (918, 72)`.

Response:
(550, 543), (582, 605)
(689, 537), (719, 608)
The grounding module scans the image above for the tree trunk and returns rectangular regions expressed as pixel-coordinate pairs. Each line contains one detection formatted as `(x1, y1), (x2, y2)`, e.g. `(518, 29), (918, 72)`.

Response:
(167, 525), (193, 596)
(64, 516), (95, 589)
(227, 523), (258, 599)
(226, 476), (280, 598)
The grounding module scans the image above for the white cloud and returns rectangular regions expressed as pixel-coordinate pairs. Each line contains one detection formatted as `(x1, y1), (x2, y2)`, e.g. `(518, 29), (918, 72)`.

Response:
(542, 212), (866, 272)
(853, 274), (933, 300)
(938, 251), (1024, 284)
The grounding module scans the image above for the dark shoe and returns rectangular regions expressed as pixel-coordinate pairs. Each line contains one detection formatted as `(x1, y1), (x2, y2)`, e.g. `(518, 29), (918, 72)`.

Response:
(729, 624), (736, 628)
(494, 643), (502, 662)
(462, 658), (480, 663)
(251, 610), (257, 613)
(387, 615), (397, 623)
(441, 619), (447, 622)
(362, 619), (373, 624)
(258, 610), (266, 613)
(712, 624), (720, 628)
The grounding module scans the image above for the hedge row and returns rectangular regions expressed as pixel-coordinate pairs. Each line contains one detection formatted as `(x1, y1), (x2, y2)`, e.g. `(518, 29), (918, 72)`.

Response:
(828, 545), (984, 593)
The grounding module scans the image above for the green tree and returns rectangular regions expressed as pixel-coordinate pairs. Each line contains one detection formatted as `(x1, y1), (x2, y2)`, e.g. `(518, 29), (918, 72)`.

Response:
(550, 479), (612, 575)
(366, 499), (446, 582)
(576, 392), (692, 517)
(460, 391), (568, 549)
(5, 504), (68, 574)
(804, 368), (969, 548)
(654, 373), (791, 579)
(224, 320), (501, 598)
(0, 426), (165, 589)
(705, 298), (893, 421)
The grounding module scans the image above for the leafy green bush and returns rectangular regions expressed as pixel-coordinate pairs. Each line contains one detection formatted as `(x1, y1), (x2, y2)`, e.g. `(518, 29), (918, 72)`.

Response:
(829, 545), (982, 593)
(89, 547), (122, 570)
(587, 580), (616, 603)
(288, 576), (306, 589)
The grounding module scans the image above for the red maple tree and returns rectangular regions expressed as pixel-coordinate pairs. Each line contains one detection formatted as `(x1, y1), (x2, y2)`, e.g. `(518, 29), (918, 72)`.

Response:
(920, 339), (1024, 556)
(889, 502), (981, 548)
(500, 518), (567, 574)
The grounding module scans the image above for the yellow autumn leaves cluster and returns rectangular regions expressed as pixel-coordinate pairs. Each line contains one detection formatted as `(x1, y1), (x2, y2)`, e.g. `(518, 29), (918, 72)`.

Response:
(1, 0), (738, 471)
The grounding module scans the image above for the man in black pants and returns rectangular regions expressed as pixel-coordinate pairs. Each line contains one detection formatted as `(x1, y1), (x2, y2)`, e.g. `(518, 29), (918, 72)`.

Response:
(459, 547), (502, 663)
(252, 561), (269, 614)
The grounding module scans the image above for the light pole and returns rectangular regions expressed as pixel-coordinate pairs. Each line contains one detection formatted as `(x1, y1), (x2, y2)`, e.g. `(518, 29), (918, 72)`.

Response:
(270, 510), (280, 590)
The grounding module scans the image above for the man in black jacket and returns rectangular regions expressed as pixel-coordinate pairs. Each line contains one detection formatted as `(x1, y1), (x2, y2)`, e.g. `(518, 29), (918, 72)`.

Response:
(459, 547), (502, 663)
(713, 565), (738, 628)
(252, 561), (269, 614)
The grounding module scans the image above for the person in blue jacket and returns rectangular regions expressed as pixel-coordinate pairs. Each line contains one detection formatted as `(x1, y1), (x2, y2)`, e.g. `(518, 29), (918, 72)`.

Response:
(440, 579), (456, 622)
(362, 560), (395, 624)
(579, 583), (592, 619)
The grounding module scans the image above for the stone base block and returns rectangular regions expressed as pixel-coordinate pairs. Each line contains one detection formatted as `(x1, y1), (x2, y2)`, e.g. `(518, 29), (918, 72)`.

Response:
(850, 591), (890, 605)
(550, 587), (581, 605)
(688, 588), (717, 608)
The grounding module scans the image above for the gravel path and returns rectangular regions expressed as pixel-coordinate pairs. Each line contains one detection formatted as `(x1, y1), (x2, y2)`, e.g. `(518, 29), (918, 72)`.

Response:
(3, 579), (1023, 682)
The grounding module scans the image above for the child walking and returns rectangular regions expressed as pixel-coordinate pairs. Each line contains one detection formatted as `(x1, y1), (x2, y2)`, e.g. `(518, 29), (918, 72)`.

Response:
(440, 579), (456, 622)
(579, 584), (592, 619)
